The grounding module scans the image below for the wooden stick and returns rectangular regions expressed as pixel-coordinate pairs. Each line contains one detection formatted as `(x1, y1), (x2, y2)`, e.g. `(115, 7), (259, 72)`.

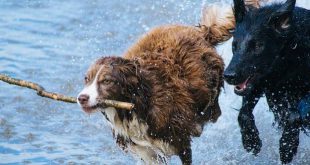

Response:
(0, 74), (134, 110)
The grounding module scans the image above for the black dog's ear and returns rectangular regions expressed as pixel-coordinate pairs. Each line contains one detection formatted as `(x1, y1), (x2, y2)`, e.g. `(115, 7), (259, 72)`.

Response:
(233, 0), (246, 23)
(268, 0), (296, 33)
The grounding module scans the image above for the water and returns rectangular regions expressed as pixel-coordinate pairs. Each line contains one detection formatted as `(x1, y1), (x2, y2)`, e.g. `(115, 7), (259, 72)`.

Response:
(0, 0), (309, 164)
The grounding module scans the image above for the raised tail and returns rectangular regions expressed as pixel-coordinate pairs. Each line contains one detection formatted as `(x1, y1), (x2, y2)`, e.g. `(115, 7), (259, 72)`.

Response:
(200, 0), (269, 45)
(244, 0), (270, 8)
(200, 5), (235, 45)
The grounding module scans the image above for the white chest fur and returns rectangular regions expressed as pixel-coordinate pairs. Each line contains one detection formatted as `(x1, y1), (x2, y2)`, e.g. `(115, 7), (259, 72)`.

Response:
(101, 107), (177, 163)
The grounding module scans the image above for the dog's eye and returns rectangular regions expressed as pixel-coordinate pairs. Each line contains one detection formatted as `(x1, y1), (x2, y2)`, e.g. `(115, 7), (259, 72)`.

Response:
(101, 79), (113, 84)
(249, 40), (263, 52)
(255, 42), (264, 51)
(84, 76), (89, 83)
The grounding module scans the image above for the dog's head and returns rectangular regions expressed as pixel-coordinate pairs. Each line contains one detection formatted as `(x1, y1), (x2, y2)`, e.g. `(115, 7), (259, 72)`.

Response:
(224, 0), (296, 95)
(77, 57), (141, 113)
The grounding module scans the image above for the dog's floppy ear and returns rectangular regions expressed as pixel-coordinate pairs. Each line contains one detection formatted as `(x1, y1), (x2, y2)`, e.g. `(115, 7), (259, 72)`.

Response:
(110, 57), (140, 85)
(268, 0), (296, 34)
(233, 0), (246, 23)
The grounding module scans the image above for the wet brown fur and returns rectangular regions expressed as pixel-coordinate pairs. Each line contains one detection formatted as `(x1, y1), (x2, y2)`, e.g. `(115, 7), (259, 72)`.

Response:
(92, 24), (226, 164)
(82, 2), (265, 164)
(124, 25), (225, 129)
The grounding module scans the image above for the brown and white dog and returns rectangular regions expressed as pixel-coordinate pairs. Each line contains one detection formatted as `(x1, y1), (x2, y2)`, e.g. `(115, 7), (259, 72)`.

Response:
(76, 2), (260, 164)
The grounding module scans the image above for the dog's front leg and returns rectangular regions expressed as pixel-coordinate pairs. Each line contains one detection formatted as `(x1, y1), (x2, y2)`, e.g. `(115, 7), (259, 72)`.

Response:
(238, 94), (261, 155)
(279, 109), (301, 164)
(178, 146), (192, 165)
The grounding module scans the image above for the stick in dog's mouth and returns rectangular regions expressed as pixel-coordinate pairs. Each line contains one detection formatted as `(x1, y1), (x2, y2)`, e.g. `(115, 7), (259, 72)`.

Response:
(97, 99), (134, 110)
(80, 99), (134, 113)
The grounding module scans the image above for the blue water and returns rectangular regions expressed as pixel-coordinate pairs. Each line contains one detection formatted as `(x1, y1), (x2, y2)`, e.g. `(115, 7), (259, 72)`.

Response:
(0, 0), (309, 164)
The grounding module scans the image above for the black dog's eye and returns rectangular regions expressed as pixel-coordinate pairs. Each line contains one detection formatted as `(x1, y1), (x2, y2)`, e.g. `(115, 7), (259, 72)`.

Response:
(255, 43), (260, 50)
(253, 41), (264, 52)
(255, 42), (264, 50)
(249, 40), (263, 51)
(249, 40), (255, 49)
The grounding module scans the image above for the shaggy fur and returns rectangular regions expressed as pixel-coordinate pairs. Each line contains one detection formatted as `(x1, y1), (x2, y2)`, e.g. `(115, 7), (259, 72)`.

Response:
(224, 0), (310, 163)
(77, 5), (235, 164)
(77, 1), (262, 164)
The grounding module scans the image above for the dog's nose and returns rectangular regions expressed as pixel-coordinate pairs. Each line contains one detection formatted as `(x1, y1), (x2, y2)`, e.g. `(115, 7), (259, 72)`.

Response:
(78, 94), (89, 105)
(223, 71), (236, 84)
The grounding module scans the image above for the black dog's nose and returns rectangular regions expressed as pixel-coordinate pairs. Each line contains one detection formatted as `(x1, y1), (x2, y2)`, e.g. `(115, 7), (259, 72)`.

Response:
(78, 94), (89, 105)
(223, 71), (236, 84)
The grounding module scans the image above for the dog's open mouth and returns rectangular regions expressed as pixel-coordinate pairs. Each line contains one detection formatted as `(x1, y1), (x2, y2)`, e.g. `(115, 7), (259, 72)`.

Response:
(234, 75), (254, 95)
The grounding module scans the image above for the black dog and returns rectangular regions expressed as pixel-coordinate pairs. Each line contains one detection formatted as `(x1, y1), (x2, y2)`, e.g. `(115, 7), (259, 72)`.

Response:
(224, 0), (310, 163)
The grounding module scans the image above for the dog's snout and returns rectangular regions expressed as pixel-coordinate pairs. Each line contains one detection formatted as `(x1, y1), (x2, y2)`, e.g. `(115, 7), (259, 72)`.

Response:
(78, 94), (89, 105)
(223, 70), (236, 84)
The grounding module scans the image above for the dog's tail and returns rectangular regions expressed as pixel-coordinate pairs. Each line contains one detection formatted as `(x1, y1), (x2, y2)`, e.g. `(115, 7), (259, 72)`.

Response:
(244, 0), (270, 8)
(200, 0), (268, 45)
(200, 5), (235, 45)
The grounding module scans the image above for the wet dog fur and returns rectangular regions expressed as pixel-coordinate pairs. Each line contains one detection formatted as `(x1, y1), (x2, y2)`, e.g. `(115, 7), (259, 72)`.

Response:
(77, 5), (236, 164)
(224, 0), (310, 163)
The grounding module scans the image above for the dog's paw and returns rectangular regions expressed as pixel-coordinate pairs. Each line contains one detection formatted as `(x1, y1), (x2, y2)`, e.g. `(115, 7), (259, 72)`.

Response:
(241, 129), (262, 155)
(279, 134), (299, 164)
